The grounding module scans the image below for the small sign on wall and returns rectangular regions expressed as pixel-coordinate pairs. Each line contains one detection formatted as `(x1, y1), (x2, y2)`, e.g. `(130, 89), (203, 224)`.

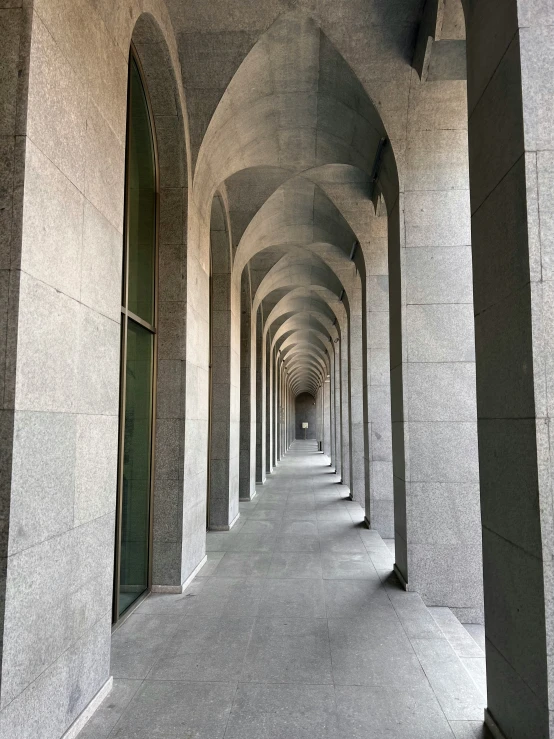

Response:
(302, 422), (309, 429)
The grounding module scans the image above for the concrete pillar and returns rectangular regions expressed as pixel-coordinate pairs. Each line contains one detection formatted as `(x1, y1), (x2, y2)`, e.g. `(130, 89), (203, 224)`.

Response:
(287, 383), (291, 449)
(266, 339), (274, 473)
(349, 294), (367, 506)
(329, 352), (336, 466)
(363, 214), (394, 536)
(284, 373), (288, 451)
(316, 385), (323, 447)
(283, 372), (287, 452)
(275, 360), (280, 462)
(256, 311), (266, 484)
(238, 272), (255, 501)
(208, 259), (240, 530)
(273, 351), (279, 466)
(340, 334), (351, 489)
(289, 386), (294, 447)
(390, 66), (482, 621)
(334, 344), (342, 476)
(277, 362), (283, 461)
(282, 375), (285, 454)
(282, 374), (286, 454)
(324, 374), (332, 456)
(466, 1), (554, 735)
(279, 363), (285, 461)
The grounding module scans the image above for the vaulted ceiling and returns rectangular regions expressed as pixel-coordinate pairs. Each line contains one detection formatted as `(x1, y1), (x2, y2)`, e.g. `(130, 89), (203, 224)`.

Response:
(163, 1), (441, 394)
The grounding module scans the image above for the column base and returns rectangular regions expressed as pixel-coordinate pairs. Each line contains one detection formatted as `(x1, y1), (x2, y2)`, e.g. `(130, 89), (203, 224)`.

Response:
(240, 490), (258, 502)
(484, 709), (507, 739)
(393, 564), (408, 591)
(62, 676), (113, 739)
(151, 554), (208, 594)
(210, 512), (240, 531)
(363, 516), (371, 529)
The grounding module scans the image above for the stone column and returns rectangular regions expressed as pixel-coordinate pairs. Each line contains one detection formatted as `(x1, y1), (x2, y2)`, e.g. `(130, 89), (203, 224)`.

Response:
(275, 359), (283, 462)
(324, 375), (332, 456)
(287, 382), (291, 449)
(349, 294), (367, 505)
(273, 350), (279, 466)
(390, 66), (482, 621)
(283, 371), (287, 452)
(340, 334), (351, 488)
(284, 384), (290, 453)
(282, 372), (285, 454)
(208, 240), (240, 530)
(256, 311), (266, 484)
(316, 385), (322, 447)
(289, 385), (294, 448)
(329, 352), (335, 465)
(466, 2), (554, 735)
(363, 214), (393, 536)
(334, 344), (342, 476)
(266, 339), (274, 473)
(238, 273), (255, 501)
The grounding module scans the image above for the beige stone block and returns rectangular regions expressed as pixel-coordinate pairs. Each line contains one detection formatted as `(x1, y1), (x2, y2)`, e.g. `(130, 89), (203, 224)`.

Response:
(84, 98), (125, 232)
(27, 13), (88, 190)
(21, 140), (83, 300)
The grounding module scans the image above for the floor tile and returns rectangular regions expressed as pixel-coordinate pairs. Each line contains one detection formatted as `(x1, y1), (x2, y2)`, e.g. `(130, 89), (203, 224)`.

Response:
(247, 508), (284, 520)
(197, 551), (225, 576)
(211, 552), (272, 578)
(461, 657), (487, 697)
(240, 519), (282, 535)
(101, 441), (486, 738)
(321, 552), (377, 580)
(279, 520), (319, 535)
(449, 720), (489, 738)
(111, 614), (183, 679)
(273, 535), (320, 552)
(148, 617), (254, 682)
(328, 617), (427, 687)
(323, 579), (390, 618)
(463, 624), (486, 652)
(110, 680), (237, 738)
(267, 552), (323, 579)
(282, 509), (318, 521)
(241, 620), (333, 684)
(223, 533), (277, 552)
(225, 683), (338, 739)
(319, 534), (367, 553)
(335, 684), (456, 738)
(78, 679), (142, 739)
(136, 579), (206, 615)
(387, 590), (444, 639)
(258, 578), (326, 617)
(429, 607), (485, 658)
(410, 638), (486, 721)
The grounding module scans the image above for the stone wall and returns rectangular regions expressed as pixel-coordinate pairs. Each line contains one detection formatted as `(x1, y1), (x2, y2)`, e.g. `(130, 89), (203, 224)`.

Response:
(295, 392), (317, 440)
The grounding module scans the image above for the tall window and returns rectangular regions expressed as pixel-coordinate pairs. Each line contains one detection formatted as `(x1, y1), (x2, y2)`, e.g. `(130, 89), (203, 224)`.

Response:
(114, 50), (158, 621)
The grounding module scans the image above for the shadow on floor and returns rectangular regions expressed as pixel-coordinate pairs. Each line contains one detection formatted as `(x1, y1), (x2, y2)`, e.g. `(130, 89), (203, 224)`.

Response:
(82, 440), (488, 739)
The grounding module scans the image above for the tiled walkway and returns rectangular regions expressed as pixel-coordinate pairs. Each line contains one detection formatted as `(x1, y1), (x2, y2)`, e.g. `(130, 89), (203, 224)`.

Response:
(82, 440), (488, 739)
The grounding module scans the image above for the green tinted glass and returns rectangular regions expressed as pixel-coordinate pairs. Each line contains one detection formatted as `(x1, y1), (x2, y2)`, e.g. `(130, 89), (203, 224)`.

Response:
(118, 320), (153, 616)
(126, 57), (156, 325)
(116, 54), (157, 620)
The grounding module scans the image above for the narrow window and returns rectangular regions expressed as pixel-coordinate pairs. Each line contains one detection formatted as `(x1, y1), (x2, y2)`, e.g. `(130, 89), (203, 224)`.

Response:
(114, 50), (158, 622)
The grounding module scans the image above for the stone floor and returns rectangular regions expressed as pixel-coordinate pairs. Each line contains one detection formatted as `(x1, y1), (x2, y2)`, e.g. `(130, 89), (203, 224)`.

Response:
(82, 440), (488, 739)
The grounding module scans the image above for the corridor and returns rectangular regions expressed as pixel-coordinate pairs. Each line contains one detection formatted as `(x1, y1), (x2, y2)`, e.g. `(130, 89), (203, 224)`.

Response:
(82, 442), (486, 739)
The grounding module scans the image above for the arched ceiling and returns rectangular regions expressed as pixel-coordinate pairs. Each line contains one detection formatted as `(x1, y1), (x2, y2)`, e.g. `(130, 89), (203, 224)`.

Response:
(183, 8), (405, 394)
